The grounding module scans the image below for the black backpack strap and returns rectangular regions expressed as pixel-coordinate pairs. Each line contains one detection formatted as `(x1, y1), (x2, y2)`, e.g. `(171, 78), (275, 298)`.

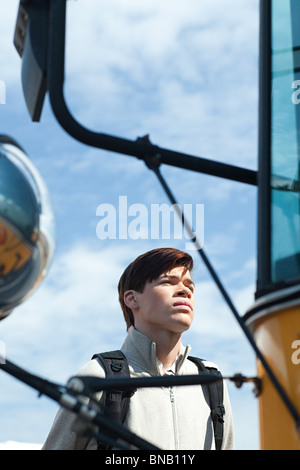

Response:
(91, 350), (136, 449)
(188, 356), (225, 450)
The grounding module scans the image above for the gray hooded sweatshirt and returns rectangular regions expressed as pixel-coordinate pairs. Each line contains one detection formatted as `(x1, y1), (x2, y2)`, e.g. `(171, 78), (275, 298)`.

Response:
(42, 327), (234, 450)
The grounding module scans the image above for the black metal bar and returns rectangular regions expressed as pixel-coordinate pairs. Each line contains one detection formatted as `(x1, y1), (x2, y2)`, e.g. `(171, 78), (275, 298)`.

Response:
(67, 372), (223, 397)
(67, 373), (262, 398)
(47, 0), (257, 187)
(0, 359), (63, 402)
(256, 0), (272, 296)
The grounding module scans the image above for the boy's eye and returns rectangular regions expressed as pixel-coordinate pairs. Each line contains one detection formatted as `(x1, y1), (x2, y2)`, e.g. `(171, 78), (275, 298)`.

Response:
(160, 279), (194, 293)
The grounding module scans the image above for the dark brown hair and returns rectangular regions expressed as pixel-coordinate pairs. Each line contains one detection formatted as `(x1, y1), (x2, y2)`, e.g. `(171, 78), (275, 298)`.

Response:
(118, 247), (194, 330)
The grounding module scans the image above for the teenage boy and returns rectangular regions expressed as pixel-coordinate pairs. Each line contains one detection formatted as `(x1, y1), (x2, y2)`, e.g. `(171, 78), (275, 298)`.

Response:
(43, 247), (234, 450)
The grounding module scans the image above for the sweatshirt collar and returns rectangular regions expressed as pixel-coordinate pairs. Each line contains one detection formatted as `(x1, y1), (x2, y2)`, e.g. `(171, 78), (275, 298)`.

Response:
(121, 326), (191, 375)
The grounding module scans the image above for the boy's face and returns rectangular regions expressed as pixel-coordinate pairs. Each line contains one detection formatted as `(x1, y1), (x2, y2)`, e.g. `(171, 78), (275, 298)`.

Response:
(128, 266), (195, 336)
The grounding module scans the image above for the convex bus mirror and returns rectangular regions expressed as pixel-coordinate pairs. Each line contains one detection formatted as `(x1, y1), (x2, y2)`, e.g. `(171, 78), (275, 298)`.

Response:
(0, 136), (55, 320)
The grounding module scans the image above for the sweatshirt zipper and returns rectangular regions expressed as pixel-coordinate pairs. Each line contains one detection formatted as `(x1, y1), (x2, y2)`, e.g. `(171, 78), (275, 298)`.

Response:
(169, 387), (179, 449)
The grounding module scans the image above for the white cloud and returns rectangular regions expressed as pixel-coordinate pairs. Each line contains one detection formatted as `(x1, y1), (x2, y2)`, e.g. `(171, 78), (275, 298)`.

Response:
(0, 441), (41, 450)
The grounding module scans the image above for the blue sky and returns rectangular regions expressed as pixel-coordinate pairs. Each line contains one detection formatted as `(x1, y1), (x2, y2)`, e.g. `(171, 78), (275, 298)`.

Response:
(0, 0), (260, 449)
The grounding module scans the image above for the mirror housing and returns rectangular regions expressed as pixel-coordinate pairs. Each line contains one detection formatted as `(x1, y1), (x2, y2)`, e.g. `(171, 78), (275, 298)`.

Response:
(0, 135), (55, 319)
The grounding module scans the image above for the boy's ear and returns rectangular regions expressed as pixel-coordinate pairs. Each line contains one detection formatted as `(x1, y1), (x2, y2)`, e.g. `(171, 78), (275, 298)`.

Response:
(124, 290), (138, 310)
